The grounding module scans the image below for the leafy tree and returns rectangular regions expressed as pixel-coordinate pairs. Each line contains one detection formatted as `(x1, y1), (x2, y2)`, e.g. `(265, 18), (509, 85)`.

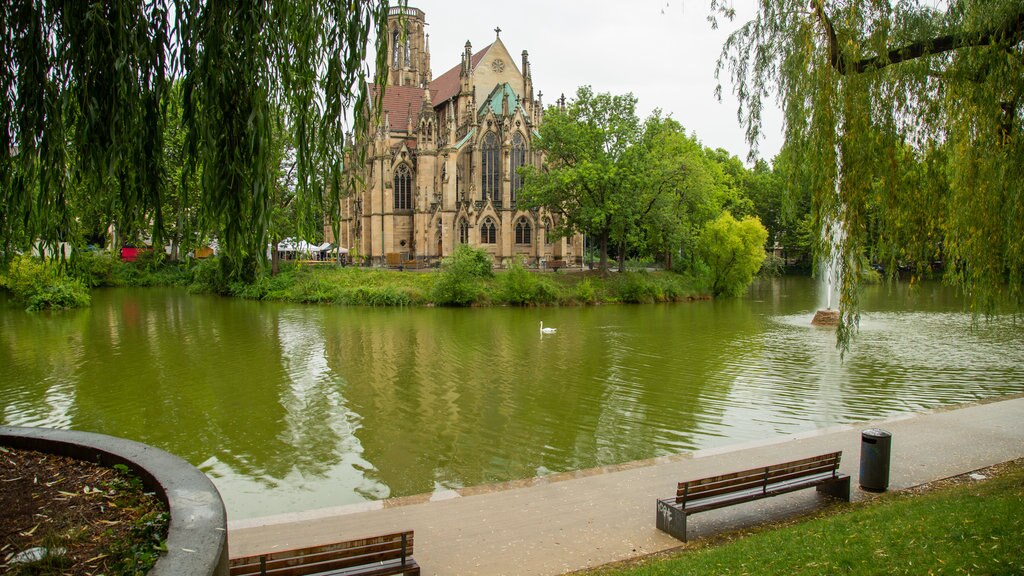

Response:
(703, 148), (755, 219)
(696, 212), (768, 297)
(630, 118), (725, 271)
(519, 87), (642, 272)
(715, 0), (1024, 346)
(522, 90), (735, 274)
(0, 1), (392, 278)
(741, 159), (782, 247)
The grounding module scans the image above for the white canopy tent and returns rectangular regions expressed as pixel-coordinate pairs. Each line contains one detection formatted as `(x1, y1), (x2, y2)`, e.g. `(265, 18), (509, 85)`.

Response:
(272, 238), (333, 260)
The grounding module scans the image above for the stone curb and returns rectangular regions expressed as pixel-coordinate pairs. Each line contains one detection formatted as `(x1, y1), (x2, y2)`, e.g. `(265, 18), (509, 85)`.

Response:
(1, 426), (228, 576)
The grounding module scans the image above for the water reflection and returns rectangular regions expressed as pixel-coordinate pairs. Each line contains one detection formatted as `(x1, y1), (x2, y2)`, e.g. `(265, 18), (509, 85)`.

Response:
(1, 279), (1023, 520)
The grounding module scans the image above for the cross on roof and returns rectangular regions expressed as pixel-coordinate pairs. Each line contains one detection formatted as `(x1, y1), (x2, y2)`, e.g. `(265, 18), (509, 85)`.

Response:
(494, 26), (501, 38)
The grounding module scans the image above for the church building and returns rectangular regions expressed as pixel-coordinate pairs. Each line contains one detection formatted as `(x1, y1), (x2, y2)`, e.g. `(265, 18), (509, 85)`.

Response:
(331, 6), (582, 266)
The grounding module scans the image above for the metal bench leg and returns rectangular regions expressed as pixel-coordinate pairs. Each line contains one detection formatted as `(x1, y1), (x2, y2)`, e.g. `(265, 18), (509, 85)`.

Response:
(656, 500), (689, 542)
(817, 476), (851, 502)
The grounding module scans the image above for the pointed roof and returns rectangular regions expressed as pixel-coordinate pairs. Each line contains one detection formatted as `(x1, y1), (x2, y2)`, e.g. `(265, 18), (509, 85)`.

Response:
(478, 82), (526, 117)
(429, 43), (492, 104)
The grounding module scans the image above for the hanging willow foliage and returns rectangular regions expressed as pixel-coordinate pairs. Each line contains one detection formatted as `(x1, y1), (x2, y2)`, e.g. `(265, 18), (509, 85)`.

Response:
(0, 0), (393, 276)
(715, 0), (1024, 349)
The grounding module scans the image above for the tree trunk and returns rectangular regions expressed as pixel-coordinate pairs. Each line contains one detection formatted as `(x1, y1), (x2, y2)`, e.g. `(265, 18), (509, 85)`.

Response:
(598, 231), (609, 272)
(617, 240), (626, 273)
(271, 239), (281, 276)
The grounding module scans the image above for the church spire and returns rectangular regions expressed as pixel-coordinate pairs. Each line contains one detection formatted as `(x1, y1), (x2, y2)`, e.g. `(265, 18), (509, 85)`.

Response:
(385, 7), (428, 87)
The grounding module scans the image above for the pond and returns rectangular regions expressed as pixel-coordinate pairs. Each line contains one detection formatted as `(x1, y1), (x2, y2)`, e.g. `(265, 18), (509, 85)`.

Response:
(2, 277), (1022, 520)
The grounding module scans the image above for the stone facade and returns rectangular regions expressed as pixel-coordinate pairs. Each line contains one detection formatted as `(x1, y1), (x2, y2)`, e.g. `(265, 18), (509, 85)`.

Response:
(330, 6), (582, 266)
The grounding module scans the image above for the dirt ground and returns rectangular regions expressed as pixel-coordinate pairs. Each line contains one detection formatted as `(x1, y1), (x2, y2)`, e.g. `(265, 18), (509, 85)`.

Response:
(0, 446), (168, 575)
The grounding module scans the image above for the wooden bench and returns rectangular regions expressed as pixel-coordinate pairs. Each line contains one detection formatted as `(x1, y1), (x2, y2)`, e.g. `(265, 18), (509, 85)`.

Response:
(656, 452), (850, 542)
(229, 530), (419, 576)
(546, 259), (566, 271)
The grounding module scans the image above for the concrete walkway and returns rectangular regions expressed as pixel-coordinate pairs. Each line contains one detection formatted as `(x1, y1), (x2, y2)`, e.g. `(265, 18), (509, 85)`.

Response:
(228, 395), (1024, 575)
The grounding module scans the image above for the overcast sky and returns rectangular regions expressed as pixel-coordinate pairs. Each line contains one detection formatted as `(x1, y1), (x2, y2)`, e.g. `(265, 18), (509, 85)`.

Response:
(394, 0), (784, 163)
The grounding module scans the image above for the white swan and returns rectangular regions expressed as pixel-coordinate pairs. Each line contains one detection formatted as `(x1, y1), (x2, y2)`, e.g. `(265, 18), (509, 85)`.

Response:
(540, 321), (557, 334)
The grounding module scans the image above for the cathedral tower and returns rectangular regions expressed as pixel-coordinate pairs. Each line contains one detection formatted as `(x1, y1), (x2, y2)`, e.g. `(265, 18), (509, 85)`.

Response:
(386, 7), (431, 87)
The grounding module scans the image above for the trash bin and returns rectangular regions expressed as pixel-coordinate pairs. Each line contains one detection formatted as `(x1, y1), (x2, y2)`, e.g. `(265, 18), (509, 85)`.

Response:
(860, 428), (892, 492)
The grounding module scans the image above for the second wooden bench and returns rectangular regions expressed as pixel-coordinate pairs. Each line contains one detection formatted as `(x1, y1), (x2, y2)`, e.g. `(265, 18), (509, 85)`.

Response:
(656, 451), (851, 542)
(229, 530), (419, 576)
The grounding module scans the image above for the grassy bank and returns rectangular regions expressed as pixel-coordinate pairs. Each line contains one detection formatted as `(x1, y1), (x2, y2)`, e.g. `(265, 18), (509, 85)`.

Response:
(583, 460), (1024, 576)
(225, 262), (703, 307)
(2, 249), (707, 309)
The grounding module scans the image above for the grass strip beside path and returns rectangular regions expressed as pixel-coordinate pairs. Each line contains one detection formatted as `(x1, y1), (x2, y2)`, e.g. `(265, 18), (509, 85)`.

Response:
(584, 460), (1024, 576)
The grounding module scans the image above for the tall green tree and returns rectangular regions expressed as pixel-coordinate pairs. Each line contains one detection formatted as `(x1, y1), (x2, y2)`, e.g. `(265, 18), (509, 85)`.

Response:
(0, 0), (393, 278)
(716, 0), (1024, 347)
(628, 117), (725, 271)
(519, 87), (642, 272)
(697, 212), (769, 297)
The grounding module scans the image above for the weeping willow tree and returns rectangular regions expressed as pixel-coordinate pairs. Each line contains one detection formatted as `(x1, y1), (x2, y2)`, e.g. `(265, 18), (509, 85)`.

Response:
(0, 0), (393, 278)
(715, 0), (1024, 348)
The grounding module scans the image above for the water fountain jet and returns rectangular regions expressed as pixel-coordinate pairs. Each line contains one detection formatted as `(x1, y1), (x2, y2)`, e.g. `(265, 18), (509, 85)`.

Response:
(813, 221), (843, 327)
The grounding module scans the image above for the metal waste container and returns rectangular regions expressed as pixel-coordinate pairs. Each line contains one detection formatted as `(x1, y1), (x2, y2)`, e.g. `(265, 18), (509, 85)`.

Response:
(860, 428), (892, 491)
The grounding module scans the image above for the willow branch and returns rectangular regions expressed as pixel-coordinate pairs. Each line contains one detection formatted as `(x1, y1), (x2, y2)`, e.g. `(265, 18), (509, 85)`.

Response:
(852, 9), (1024, 74)
(815, 2), (1024, 75)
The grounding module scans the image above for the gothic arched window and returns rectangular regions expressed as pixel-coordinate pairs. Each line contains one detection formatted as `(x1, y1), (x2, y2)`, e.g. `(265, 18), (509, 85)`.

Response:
(391, 30), (400, 68)
(515, 217), (532, 245)
(544, 217), (555, 245)
(481, 218), (497, 244)
(481, 132), (499, 201)
(393, 164), (412, 211)
(404, 35), (412, 67)
(511, 133), (526, 204)
(458, 218), (469, 245)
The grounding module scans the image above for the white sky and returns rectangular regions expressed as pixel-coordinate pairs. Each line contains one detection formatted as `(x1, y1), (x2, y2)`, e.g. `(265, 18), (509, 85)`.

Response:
(393, 0), (784, 163)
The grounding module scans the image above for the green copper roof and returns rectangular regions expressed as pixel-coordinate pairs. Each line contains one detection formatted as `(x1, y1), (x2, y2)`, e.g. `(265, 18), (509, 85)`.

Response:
(479, 83), (526, 117)
(455, 128), (476, 150)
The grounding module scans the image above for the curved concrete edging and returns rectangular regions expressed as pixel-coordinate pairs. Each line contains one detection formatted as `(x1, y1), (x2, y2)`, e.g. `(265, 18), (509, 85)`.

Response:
(1, 426), (228, 576)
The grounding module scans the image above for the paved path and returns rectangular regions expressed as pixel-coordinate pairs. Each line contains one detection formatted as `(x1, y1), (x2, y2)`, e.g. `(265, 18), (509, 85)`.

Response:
(228, 395), (1024, 575)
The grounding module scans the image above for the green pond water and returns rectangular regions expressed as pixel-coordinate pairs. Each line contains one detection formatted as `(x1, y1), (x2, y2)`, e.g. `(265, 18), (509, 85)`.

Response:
(2, 277), (1022, 520)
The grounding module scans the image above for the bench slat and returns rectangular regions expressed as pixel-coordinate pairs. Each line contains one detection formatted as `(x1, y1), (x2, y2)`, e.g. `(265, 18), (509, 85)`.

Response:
(230, 531), (416, 576)
(675, 452), (840, 501)
(233, 549), (411, 576)
(231, 533), (413, 565)
(231, 540), (410, 571)
(682, 471), (841, 513)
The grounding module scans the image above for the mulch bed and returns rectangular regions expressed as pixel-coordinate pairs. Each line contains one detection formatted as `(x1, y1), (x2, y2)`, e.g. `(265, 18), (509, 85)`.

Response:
(0, 446), (168, 575)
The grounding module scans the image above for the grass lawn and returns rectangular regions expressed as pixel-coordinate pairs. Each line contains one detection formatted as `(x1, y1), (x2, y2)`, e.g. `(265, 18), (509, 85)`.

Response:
(583, 460), (1024, 576)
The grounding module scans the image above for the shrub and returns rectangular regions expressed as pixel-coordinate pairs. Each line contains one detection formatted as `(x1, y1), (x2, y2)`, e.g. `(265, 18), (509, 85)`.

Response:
(188, 257), (231, 295)
(759, 252), (785, 277)
(444, 244), (493, 278)
(431, 270), (482, 306)
(134, 248), (165, 273)
(574, 278), (597, 304)
(2, 255), (91, 311)
(72, 249), (121, 287)
(658, 274), (691, 301)
(431, 245), (492, 306)
(497, 257), (537, 305)
(615, 272), (662, 303)
(531, 275), (560, 304)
